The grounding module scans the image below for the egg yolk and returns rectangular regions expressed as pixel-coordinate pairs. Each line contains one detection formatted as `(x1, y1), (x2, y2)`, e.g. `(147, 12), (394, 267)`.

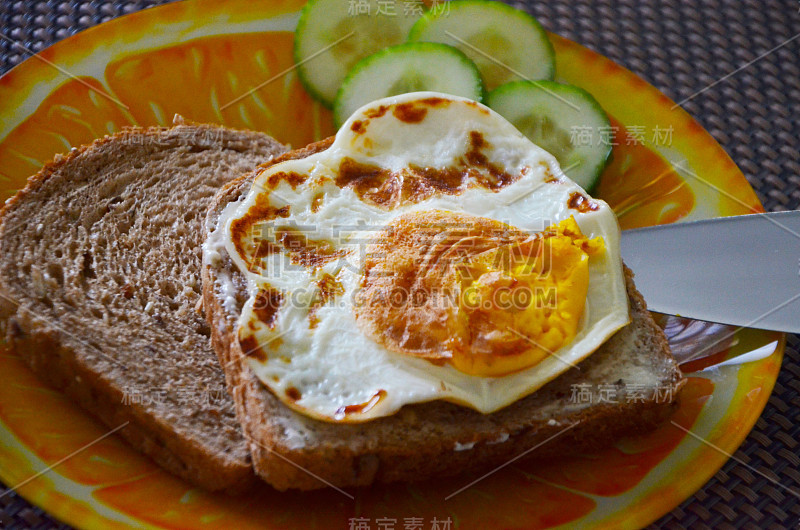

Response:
(451, 217), (604, 376)
(354, 211), (604, 377)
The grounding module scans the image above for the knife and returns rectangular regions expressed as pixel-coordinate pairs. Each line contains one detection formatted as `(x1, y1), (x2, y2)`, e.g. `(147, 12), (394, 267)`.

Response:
(620, 210), (800, 334)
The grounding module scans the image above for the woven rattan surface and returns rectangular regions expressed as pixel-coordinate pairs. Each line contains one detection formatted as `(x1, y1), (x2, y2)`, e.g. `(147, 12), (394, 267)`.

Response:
(1, 0), (799, 528)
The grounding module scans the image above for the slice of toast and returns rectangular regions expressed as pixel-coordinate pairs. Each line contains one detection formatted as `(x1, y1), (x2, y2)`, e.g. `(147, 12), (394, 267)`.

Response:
(202, 138), (685, 491)
(0, 123), (287, 491)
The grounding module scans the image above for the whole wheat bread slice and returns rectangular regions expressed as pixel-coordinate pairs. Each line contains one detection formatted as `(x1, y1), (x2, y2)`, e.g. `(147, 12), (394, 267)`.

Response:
(0, 122), (287, 491)
(202, 138), (685, 491)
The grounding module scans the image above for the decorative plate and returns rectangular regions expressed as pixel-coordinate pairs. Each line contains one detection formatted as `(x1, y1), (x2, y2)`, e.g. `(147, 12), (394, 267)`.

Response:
(0, 0), (782, 528)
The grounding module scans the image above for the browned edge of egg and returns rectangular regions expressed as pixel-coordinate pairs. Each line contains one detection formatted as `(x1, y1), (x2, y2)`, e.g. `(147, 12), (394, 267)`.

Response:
(567, 191), (600, 213)
(334, 389), (387, 420)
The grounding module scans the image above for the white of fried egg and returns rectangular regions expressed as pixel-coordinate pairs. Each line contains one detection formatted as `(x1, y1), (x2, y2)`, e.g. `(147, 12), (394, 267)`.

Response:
(212, 92), (630, 423)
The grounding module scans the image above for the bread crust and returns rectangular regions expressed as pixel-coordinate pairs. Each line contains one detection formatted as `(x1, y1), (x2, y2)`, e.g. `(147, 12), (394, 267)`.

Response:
(202, 138), (685, 491)
(0, 124), (287, 491)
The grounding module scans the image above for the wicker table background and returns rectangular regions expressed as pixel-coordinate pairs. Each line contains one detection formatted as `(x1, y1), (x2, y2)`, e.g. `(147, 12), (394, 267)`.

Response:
(1, 0), (799, 527)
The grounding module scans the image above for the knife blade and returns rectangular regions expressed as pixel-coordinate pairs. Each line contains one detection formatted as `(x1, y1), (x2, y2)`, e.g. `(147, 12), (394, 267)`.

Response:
(620, 210), (800, 333)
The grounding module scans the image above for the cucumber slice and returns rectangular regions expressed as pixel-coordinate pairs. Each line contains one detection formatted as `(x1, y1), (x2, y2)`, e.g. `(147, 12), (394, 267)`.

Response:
(295, 0), (426, 108)
(487, 81), (611, 191)
(333, 42), (484, 126)
(407, 0), (554, 90)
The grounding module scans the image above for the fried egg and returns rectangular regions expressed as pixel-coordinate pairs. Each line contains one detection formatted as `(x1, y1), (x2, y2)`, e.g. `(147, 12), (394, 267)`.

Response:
(214, 92), (629, 422)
